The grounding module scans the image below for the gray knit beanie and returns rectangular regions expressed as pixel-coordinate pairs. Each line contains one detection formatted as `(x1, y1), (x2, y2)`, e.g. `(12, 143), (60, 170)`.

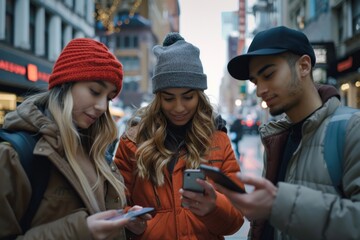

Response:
(152, 32), (207, 93)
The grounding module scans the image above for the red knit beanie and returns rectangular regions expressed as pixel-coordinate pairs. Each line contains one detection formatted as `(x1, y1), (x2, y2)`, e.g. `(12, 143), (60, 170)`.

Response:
(48, 38), (123, 97)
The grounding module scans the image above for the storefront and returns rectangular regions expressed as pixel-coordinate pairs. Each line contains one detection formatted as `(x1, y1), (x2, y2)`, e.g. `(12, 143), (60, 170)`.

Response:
(0, 44), (53, 126)
(335, 48), (360, 108)
(311, 42), (337, 86)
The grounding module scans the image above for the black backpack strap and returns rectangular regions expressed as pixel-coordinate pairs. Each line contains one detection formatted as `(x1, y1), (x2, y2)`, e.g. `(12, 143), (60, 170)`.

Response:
(0, 130), (51, 233)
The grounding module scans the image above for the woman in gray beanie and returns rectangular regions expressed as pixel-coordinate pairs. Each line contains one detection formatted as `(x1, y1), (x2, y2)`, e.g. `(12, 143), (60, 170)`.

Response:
(114, 33), (245, 239)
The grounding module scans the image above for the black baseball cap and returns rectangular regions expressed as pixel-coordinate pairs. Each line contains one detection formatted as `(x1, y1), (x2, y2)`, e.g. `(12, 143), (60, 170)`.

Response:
(227, 26), (316, 80)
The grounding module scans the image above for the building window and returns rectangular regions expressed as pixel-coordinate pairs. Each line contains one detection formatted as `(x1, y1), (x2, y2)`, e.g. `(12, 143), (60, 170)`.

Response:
(122, 77), (139, 91)
(352, 0), (360, 34)
(29, 4), (36, 52)
(337, 6), (344, 42)
(45, 13), (50, 58)
(124, 36), (130, 48)
(315, 0), (329, 15)
(61, 22), (66, 50)
(100, 35), (108, 46)
(116, 35), (139, 49)
(119, 56), (140, 71)
(133, 36), (138, 48)
(0, 93), (17, 127)
(5, 0), (14, 44)
(116, 35), (122, 48)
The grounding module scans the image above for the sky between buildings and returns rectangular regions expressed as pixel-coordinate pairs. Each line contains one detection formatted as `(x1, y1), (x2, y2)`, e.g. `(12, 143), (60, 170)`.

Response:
(179, 0), (238, 106)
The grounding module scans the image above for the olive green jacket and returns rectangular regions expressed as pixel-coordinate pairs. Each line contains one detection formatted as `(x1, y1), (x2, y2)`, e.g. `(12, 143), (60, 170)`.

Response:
(0, 99), (126, 239)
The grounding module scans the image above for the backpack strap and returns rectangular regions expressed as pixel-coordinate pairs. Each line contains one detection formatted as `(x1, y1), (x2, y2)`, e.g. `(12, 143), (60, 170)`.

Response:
(0, 130), (50, 233)
(324, 106), (358, 195)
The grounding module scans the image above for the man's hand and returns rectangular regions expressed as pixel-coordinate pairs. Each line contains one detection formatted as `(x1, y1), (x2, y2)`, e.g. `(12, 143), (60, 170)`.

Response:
(215, 173), (277, 221)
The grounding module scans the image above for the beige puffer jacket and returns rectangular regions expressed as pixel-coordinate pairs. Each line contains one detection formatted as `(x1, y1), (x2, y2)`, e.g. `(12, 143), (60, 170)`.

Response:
(250, 85), (360, 240)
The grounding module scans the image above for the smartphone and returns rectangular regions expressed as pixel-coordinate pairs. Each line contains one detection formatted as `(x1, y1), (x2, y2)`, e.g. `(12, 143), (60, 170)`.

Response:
(183, 169), (205, 193)
(107, 207), (155, 221)
(199, 164), (245, 193)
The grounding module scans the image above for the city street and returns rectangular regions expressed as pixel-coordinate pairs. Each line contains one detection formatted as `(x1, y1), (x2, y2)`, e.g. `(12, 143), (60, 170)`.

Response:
(225, 134), (264, 240)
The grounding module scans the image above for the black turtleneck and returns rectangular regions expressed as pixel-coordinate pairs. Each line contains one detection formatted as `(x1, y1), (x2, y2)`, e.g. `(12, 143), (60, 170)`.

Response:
(165, 122), (189, 173)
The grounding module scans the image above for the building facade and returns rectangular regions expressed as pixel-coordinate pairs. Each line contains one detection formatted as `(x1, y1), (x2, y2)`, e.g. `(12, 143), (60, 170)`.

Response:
(284, 0), (360, 109)
(0, 0), (180, 126)
(95, 0), (180, 109)
(223, 0), (360, 124)
(0, 0), (95, 126)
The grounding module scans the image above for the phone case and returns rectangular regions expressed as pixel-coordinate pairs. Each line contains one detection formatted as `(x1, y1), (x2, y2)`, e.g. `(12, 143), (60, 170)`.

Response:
(183, 169), (205, 193)
(199, 164), (245, 193)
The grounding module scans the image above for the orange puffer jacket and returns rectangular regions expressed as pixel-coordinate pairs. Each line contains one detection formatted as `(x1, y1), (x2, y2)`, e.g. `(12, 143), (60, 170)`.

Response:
(114, 127), (245, 240)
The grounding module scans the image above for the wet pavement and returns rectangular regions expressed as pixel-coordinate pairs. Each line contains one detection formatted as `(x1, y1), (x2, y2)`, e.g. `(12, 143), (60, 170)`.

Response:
(225, 134), (264, 240)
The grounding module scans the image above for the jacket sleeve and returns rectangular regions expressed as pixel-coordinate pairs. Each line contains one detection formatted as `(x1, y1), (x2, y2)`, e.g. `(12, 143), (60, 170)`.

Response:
(0, 144), (92, 239)
(197, 132), (245, 235)
(18, 211), (91, 239)
(270, 114), (360, 240)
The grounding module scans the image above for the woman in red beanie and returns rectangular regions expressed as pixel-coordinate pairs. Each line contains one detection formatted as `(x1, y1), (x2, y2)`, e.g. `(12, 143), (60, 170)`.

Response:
(0, 38), (151, 239)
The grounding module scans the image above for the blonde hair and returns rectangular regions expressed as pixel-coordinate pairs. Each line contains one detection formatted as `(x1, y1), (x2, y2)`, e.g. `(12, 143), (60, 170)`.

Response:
(29, 84), (126, 211)
(132, 90), (216, 186)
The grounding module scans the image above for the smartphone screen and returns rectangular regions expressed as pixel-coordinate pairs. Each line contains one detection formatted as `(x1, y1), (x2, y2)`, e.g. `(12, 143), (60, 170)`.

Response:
(183, 169), (205, 193)
(199, 164), (245, 193)
(107, 207), (155, 221)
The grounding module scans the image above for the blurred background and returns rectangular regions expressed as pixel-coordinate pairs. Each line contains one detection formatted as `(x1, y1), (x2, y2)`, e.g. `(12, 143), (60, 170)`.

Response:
(1, 1), (359, 238)
(1, 0), (359, 128)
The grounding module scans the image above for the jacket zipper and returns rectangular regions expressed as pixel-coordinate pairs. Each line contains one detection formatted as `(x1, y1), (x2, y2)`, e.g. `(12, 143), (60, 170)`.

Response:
(152, 184), (161, 208)
(170, 147), (182, 239)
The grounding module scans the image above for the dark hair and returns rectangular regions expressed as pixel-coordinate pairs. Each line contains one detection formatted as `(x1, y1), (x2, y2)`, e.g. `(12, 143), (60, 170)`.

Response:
(281, 52), (314, 81)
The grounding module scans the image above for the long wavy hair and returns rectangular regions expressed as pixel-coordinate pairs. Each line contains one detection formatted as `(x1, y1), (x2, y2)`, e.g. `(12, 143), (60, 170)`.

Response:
(27, 83), (126, 212)
(131, 90), (216, 186)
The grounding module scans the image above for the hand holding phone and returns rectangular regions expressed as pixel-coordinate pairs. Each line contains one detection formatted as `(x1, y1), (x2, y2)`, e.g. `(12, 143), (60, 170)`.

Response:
(107, 207), (155, 221)
(199, 164), (245, 193)
(183, 169), (205, 193)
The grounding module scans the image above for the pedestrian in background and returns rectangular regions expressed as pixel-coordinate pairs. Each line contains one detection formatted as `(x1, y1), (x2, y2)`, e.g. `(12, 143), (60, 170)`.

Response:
(114, 32), (244, 239)
(0, 38), (151, 239)
(221, 26), (360, 240)
(229, 115), (244, 159)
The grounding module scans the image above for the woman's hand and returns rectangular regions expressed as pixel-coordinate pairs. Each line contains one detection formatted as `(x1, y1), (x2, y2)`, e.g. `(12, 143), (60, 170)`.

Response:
(87, 209), (130, 240)
(124, 205), (153, 235)
(180, 178), (217, 216)
(87, 206), (153, 239)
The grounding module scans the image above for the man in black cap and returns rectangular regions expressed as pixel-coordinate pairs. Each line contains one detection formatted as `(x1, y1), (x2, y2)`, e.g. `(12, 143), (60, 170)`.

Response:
(217, 26), (360, 240)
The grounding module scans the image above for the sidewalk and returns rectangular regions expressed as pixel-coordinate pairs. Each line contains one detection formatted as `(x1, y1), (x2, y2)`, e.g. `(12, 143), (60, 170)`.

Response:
(225, 134), (264, 240)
